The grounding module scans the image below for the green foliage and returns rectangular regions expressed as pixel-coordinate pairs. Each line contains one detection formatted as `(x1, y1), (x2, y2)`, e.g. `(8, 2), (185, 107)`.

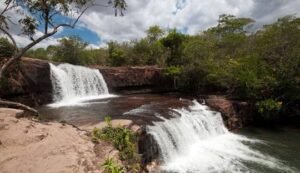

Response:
(211, 14), (254, 35)
(25, 48), (48, 60)
(174, 14), (299, 119)
(26, 35), (107, 65)
(231, 56), (277, 100)
(102, 158), (124, 173)
(256, 99), (282, 119)
(164, 66), (182, 76)
(147, 25), (164, 43)
(92, 116), (140, 172)
(161, 29), (186, 66)
(254, 15), (300, 103)
(0, 37), (15, 57)
(53, 36), (88, 65)
(108, 42), (128, 66)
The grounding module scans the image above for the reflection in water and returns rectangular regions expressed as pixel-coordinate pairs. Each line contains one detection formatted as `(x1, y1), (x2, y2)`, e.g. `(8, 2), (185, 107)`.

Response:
(38, 94), (186, 126)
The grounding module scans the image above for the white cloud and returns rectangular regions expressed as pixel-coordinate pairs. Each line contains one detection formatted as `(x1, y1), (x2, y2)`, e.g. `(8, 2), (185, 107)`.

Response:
(1, 0), (300, 49)
(80, 0), (300, 46)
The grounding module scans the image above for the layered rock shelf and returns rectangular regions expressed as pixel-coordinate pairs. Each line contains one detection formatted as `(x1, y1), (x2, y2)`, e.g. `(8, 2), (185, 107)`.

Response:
(0, 58), (173, 106)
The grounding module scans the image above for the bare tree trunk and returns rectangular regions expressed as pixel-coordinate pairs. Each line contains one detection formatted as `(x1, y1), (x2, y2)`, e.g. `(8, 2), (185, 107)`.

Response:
(0, 99), (39, 117)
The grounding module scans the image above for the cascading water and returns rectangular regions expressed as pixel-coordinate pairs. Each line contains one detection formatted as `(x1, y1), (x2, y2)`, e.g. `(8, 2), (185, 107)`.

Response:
(147, 100), (294, 173)
(49, 63), (113, 107)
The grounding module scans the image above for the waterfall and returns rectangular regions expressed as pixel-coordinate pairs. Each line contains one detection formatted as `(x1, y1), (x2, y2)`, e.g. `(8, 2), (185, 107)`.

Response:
(49, 63), (112, 107)
(147, 100), (293, 173)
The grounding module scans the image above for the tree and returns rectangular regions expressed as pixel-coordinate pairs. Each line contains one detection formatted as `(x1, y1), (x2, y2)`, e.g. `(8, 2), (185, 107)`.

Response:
(254, 15), (300, 104)
(108, 41), (128, 66)
(25, 48), (48, 60)
(146, 25), (164, 43)
(161, 29), (186, 66)
(0, 0), (126, 113)
(0, 37), (15, 58)
(0, 0), (127, 79)
(53, 36), (87, 65)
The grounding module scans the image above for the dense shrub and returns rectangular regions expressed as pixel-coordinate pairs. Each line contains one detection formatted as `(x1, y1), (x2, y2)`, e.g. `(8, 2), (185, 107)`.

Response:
(92, 116), (140, 172)
(0, 37), (15, 58)
(102, 158), (124, 173)
(256, 99), (282, 119)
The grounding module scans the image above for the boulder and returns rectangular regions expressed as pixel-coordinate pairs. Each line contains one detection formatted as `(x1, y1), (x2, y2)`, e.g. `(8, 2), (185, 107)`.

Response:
(204, 95), (254, 130)
(0, 57), (52, 106)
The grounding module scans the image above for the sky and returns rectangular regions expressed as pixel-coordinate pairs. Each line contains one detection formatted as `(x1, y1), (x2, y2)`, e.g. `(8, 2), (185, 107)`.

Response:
(1, 0), (300, 49)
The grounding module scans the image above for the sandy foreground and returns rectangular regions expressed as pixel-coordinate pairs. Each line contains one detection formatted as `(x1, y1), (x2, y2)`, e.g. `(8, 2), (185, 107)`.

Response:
(0, 108), (119, 173)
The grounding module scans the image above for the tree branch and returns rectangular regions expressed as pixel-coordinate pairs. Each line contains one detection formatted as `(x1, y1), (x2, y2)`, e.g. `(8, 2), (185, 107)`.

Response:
(56, 5), (90, 29)
(0, 0), (13, 16)
(0, 99), (39, 117)
(0, 1), (95, 80)
(0, 27), (59, 79)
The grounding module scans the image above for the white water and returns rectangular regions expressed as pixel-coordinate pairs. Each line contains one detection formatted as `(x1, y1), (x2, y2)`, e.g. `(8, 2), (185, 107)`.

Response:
(49, 63), (115, 107)
(147, 100), (294, 173)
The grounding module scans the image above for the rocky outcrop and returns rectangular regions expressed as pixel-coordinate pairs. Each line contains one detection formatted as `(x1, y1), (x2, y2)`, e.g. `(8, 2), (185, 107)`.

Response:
(93, 66), (173, 94)
(0, 58), (52, 106)
(204, 95), (254, 130)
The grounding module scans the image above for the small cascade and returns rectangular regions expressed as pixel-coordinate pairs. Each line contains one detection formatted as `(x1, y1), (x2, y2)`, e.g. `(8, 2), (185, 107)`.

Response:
(49, 63), (111, 107)
(147, 100), (293, 173)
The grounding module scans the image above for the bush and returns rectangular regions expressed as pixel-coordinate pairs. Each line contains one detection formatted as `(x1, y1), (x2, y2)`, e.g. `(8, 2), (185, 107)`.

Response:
(256, 99), (282, 119)
(102, 158), (124, 173)
(0, 37), (15, 58)
(92, 116), (140, 172)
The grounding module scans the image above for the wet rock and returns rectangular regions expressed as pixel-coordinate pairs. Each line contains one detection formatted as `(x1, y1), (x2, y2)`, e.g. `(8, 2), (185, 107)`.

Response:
(205, 95), (254, 130)
(138, 127), (160, 167)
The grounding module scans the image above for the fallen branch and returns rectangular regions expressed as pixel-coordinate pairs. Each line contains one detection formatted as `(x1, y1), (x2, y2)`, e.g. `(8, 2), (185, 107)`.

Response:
(0, 100), (39, 117)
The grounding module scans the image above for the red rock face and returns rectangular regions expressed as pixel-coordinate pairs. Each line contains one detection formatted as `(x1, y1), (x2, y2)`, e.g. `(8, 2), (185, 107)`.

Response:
(91, 65), (174, 94)
(0, 57), (52, 106)
(205, 95), (254, 130)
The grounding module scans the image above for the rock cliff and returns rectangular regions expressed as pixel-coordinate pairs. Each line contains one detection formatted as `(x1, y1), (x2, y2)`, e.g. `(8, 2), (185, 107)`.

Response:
(93, 65), (172, 94)
(0, 58), (52, 106)
(0, 58), (173, 106)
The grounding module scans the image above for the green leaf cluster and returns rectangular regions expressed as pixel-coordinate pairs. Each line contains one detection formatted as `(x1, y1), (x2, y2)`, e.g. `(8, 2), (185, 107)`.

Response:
(102, 158), (124, 173)
(0, 37), (15, 58)
(92, 116), (140, 172)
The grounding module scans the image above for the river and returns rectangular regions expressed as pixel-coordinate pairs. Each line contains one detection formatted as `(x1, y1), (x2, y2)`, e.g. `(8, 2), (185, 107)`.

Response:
(38, 93), (300, 173)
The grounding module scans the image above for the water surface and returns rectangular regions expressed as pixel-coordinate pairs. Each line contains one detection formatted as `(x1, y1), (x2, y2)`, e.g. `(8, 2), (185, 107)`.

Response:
(38, 94), (300, 173)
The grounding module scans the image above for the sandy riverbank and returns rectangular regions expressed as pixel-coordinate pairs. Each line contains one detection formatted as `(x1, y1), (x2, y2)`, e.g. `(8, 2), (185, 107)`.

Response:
(0, 108), (120, 173)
